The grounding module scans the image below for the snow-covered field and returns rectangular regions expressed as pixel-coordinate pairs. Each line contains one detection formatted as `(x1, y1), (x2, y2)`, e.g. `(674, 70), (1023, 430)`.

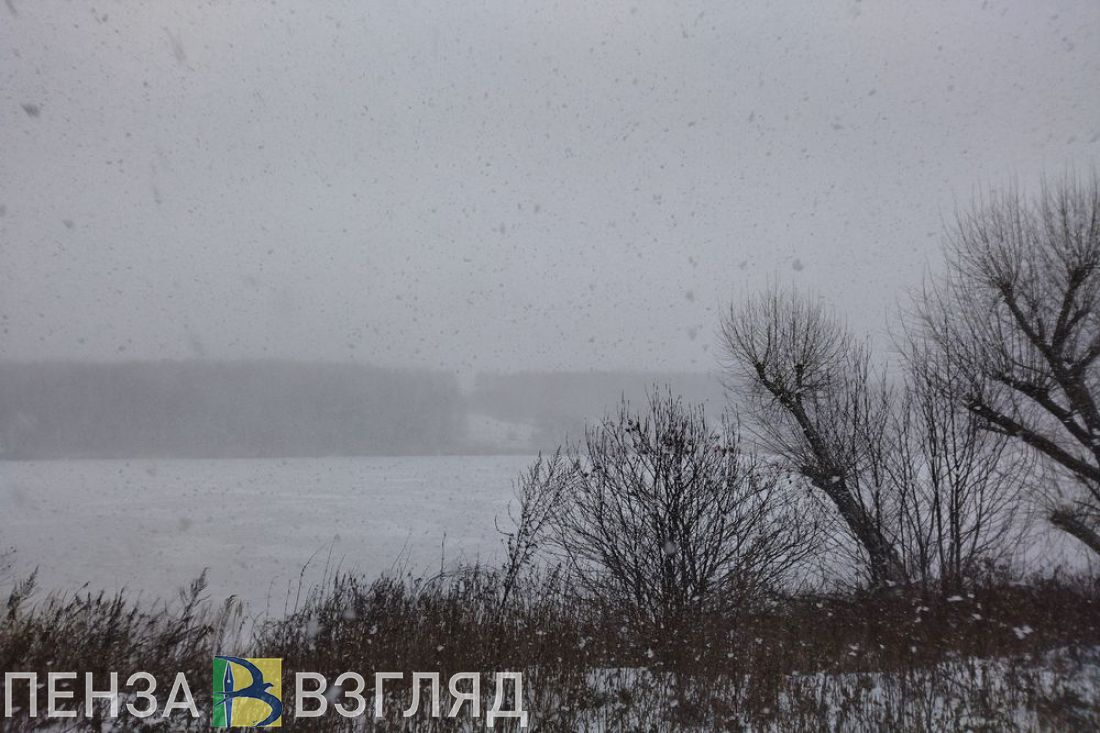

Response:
(0, 456), (533, 608)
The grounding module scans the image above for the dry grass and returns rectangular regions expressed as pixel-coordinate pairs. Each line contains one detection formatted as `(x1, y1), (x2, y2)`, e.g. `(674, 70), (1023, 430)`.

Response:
(2, 565), (1098, 731)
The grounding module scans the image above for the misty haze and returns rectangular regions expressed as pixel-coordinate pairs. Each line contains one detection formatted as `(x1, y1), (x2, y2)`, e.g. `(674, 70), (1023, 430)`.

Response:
(2, 2), (1099, 730)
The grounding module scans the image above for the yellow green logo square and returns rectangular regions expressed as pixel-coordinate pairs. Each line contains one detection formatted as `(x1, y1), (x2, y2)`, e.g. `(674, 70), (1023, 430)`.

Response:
(212, 656), (283, 727)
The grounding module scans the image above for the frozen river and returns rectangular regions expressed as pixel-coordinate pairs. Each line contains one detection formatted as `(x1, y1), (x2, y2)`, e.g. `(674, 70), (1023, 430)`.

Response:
(1, 455), (1087, 612)
(0, 456), (534, 609)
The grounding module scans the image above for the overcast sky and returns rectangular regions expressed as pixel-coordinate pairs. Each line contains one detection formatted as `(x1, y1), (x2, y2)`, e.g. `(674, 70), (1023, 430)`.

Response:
(1, 1), (1097, 373)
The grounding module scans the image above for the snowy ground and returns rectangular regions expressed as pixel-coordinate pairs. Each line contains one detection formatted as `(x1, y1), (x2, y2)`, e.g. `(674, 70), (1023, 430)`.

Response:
(0, 456), (533, 609)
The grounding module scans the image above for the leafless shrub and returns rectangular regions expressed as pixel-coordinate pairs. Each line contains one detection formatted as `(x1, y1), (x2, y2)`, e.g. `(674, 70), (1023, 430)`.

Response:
(531, 390), (816, 632)
(497, 449), (570, 607)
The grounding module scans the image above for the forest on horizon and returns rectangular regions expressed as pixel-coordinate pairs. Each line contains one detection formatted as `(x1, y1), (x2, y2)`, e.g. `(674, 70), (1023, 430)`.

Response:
(0, 360), (725, 458)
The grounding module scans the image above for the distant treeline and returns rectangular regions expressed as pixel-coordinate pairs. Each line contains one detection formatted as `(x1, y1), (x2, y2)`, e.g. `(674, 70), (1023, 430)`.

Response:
(0, 361), (724, 459)
(0, 361), (462, 459)
(468, 370), (727, 448)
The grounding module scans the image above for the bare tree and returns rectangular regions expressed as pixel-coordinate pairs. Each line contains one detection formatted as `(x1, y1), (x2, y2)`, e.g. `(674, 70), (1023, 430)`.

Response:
(919, 177), (1100, 556)
(885, 335), (1029, 593)
(720, 290), (906, 586)
(536, 390), (813, 630)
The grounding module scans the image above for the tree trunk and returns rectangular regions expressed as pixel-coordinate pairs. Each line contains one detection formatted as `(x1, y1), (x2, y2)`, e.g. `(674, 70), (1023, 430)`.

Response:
(815, 476), (907, 586)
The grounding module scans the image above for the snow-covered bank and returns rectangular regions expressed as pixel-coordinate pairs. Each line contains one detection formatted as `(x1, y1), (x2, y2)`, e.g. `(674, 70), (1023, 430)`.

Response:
(0, 456), (532, 605)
